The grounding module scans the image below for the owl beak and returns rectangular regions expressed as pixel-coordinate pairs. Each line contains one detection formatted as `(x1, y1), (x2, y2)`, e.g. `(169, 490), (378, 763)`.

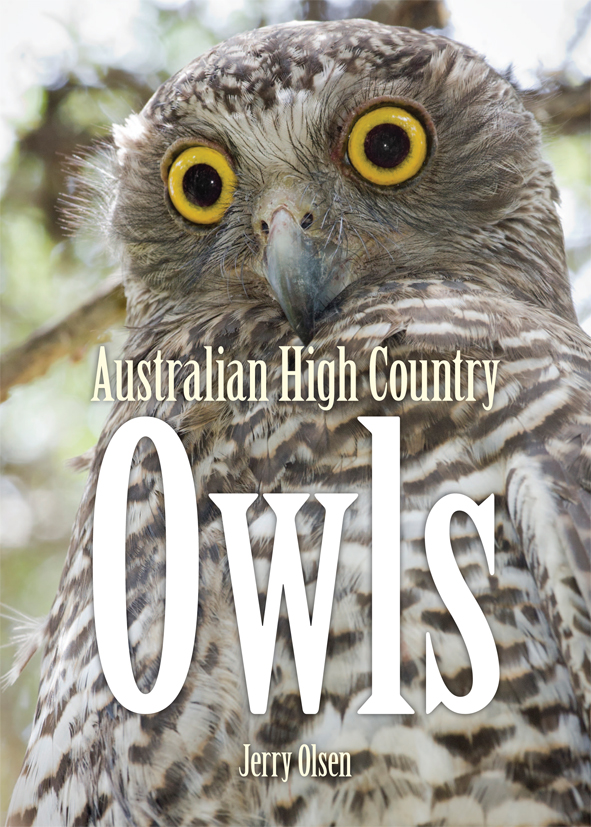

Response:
(263, 208), (346, 345)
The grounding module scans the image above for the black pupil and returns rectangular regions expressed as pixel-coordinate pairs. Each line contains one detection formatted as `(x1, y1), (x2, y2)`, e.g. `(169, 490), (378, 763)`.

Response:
(364, 123), (411, 169)
(183, 164), (222, 208)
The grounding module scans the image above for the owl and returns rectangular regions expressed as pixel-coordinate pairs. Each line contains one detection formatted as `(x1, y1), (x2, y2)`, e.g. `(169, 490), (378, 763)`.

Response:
(7, 18), (591, 827)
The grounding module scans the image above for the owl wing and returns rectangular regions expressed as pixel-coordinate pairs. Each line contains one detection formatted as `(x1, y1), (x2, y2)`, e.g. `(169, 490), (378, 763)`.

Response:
(363, 277), (591, 724)
(318, 275), (591, 728)
(505, 408), (591, 722)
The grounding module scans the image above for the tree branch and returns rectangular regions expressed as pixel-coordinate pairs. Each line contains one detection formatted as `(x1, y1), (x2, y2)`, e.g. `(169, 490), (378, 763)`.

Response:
(360, 0), (449, 29)
(524, 78), (591, 134)
(0, 277), (126, 403)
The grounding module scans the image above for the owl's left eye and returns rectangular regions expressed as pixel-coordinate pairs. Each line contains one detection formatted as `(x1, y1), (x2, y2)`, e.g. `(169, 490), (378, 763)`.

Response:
(167, 146), (237, 224)
(347, 106), (427, 186)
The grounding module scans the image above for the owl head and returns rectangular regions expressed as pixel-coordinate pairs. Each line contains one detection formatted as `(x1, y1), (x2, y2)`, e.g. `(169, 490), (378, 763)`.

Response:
(102, 19), (574, 344)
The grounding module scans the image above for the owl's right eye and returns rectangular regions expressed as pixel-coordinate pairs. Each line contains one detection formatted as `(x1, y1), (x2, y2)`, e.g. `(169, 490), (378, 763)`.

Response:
(167, 146), (237, 224)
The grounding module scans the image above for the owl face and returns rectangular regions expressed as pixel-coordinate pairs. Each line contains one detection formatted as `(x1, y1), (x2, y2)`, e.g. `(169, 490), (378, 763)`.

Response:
(107, 19), (573, 342)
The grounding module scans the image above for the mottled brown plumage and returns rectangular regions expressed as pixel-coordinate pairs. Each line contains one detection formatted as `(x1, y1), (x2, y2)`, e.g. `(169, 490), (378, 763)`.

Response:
(7, 19), (591, 827)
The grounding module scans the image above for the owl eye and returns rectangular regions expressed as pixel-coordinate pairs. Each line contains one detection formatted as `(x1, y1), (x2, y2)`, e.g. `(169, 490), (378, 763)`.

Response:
(167, 146), (237, 224)
(347, 106), (427, 186)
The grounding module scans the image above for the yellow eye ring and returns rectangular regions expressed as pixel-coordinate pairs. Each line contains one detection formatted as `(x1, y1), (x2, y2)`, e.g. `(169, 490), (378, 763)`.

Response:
(348, 106), (427, 186)
(167, 146), (237, 224)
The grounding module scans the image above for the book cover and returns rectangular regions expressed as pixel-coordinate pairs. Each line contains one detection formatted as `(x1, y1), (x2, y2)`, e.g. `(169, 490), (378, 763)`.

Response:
(1, 2), (590, 825)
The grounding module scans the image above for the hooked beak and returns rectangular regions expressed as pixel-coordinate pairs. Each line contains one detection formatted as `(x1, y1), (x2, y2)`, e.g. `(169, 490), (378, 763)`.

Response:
(262, 208), (350, 345)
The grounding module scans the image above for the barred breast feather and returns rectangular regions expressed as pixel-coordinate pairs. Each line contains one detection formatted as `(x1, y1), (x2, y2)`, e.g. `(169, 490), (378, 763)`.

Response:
(8, 277), (590, 827)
